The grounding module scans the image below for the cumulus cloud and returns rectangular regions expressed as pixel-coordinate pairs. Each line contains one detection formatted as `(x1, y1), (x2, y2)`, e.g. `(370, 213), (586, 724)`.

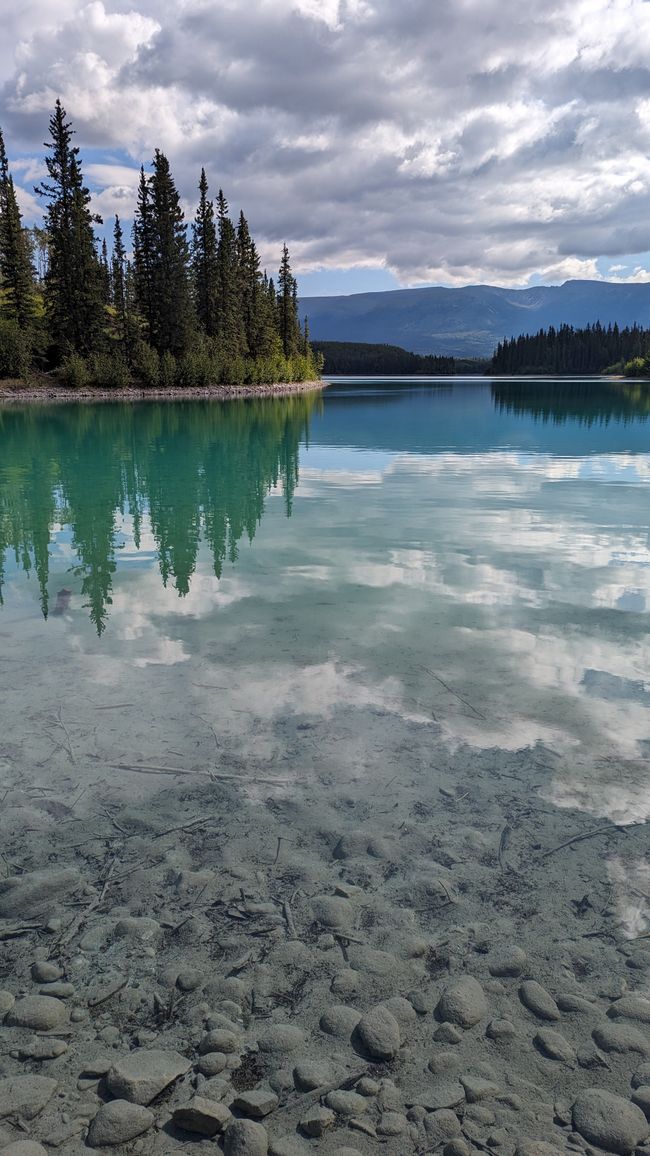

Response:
(2, 0), (650, 286)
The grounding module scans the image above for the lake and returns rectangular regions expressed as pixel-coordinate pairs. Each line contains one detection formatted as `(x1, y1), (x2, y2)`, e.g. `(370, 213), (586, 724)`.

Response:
(1, 377), (650, 1150)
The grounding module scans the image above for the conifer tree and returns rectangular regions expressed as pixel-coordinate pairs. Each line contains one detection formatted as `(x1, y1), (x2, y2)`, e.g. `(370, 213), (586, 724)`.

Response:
(277, 244), (300, 358)
(35, 100), (104, 357)
(111, 214), (129, 358)
(215, 190), (245, 363)
(192, 168), (218, 337)
(0, 127), (36, 328)
(134, 151), (192, 358)
(99, 237), (111, 305)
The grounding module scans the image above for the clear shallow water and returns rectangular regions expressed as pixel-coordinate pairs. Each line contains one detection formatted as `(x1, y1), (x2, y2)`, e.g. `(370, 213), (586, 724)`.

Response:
(2, 377), (650, 836)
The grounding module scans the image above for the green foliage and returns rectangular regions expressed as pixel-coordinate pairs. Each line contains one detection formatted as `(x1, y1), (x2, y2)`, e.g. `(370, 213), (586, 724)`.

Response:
(313, 341), (455, 375)
(59, 352), (90, 389)
(492, 322), (650, 376)
(2, 108), (320, 388)
(623, 356), (650, 377)
(0, 318), (30, 378)
(133, 341), (160, 388)
(89, 351), (131, 389)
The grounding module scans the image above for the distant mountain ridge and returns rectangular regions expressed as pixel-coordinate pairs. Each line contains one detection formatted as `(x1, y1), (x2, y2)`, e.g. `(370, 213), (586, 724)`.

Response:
(299, 279), (650, 357)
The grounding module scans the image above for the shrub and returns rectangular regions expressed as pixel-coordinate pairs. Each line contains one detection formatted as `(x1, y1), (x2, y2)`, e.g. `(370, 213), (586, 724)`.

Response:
(133, 341), (160, 388)
(158, 350), (178, 389)
(90, 351), (131, 389)
(59, 352), (90, 389)
(0, 319), (30, 379)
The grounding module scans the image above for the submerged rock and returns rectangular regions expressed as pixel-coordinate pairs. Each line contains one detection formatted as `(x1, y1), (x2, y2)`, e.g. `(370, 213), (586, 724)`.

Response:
(356, 1005), (401, 1059)
(106, 1047), (190, 1104)
(7, 995), (67, 1031)
(519, 981), (560, 1022)
(436, 977), (487, 1027)
(572, 1088), (650, 1153)
(172, 1095), (232, 1135)
(0, 1075), (57, 1120)
(0, 868), (79, 918)
(87, 1100), (154, 1147)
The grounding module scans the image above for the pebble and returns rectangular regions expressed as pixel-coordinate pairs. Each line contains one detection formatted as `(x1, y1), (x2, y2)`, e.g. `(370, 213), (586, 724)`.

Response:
(632, 1063), (650, 1088)
(172, 1095), (232, 1134)
(436, 976), (487, 1027)
(0, 867), (79, 917)
(16, 1037), (68, 1061)
(356, 1005), (401, 1059)
(224, 1119), (269, 1155)
(608, 995), (650, 1024)
(197, 1051), (228, 1076)
(572, 1088), (650, 1153)
(592, 1021), (650, 1056)
(31, 961), (62, 983)
(0, 992), (15, 1017)
(87, 1100), (154, 1147)
(269, 1140), (311, 1156)
(106, 1047), (190, 1104)
(486, 1018), (516, 1039)
(460, 1075), (500, 1102)
(320, 1004), (362, 1038)
(444, 1142), (470, 1156)
(0, 1076), (57, 1120)
(434, 1022), (463, 1044)
(534, 1028), (576, 1062)
(382, 995), (417, 1029)
(519, 981), (560, 1021)
(199, 1028), (240, 1054)
(487, 945), (527, 977)
(176, 969), (204, 991)
(632, 1085), (650, 1121)
(234, 1090), (279, 1118)
(423, 1108), (463, 1142)
(299, 1106), (336, 1137)
(293, 1060), (333, 1091)
(311, 895), (354, 928)
(416, 1082), (465, 1111)
(257, 1024), (305, 1053)
(113, 915), (162, 942)
(330, 970), (361, 997)
(377, 1111), (408, 1134)
(325, 1091), (368, 1116)
(7, 995), (67, 1031)
(39, 981), (74, 999)
(407, 989), (433, 1014)
(357, 1077), (380, 1095)
(556, 993), (595, 1014)
(428, 1052), (460, 1076)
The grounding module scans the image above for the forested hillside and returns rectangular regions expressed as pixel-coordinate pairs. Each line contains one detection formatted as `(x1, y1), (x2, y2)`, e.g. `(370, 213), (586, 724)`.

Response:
(491, 322), (650, 375)
(0, 102), (321, 388)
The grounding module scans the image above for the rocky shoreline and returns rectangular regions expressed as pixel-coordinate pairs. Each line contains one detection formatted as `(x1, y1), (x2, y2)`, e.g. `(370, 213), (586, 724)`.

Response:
(0, 380), (325, 404)
(1, 736), (650, 1155)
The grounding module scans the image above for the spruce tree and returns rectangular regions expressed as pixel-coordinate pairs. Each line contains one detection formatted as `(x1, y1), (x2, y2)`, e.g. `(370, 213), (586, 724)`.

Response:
(134, 151), (192, 359)
(111, 214), (130, 359)
(0, 127), (36, 328)
(35, 100), (104, 358)
(215, 190), (245, 363)
(192, 168), (218, 337)
(132, 166), (155, 346)
(99, 237), (111, 305)
(277, 244), (300, 358)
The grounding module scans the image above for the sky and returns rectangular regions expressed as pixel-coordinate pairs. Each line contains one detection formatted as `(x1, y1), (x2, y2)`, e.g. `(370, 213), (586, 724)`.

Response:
(2, 0), (650, 295)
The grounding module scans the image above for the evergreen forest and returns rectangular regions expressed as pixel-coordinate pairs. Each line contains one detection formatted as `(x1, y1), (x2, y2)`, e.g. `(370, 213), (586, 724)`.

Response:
(0, 102), (321, 389)
(311, 341), (457, 375)
(491, 322), (650, 376)
(0, 393), (318, 633)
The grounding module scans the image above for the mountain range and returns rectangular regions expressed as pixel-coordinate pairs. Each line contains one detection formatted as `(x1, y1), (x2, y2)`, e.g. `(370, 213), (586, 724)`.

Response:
(300, 279), (650, 358)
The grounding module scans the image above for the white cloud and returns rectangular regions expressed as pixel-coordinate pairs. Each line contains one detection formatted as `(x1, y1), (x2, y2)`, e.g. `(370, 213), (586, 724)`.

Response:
(3, 0), (650, 284)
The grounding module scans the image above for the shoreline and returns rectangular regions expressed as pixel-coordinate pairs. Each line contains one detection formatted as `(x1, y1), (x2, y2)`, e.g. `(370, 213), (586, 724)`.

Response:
(0, 379), (325, 404)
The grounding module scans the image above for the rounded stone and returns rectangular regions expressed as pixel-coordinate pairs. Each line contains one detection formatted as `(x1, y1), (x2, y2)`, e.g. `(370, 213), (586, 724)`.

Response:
(593, 1021), (650, 1056)
(257, 1024), (305, 1053)
(572, 1088), (650, 1153)
(356, 1005), (401, 1060)
(632, 1063), (650, 1089)
(631, 1085), (650, 1116)
(0, 1145), (49, 1156)
(534, 1028), (576, 1062)
(320, 1004), (362, 1038)
(608, 996), (650, 1024)
(423, 1108), (462, 1142)
(7, 995), (67, 1031)
(487, 945), (527, 977)
(519, 981), (560, 1022)
(87, 1100), (154, 1147)
(199, 1029), (240, 1055)
(311, 895), (354, 928)
(325, 1090), (367, 1116)
(437, 977), (487, 1028)
(377, 1111), (407, 1135)
(224, 1119), (269, 1155)
(514, 1144), (565, 1156)
(299, 1106), (336, 1137)
(0, 991), (15, 1017)
(486, 1018), (516, 1039)
(293, 1060), (333, 1091)
(31, 961), (63, 984)
(197, 1051), (228, 1076)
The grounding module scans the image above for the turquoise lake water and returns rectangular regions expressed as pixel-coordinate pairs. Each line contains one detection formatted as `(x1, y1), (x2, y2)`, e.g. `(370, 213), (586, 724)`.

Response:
(1, 377), (650, 836)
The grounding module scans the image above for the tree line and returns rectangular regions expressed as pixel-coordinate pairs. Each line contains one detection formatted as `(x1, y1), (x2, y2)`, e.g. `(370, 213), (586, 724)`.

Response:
(0, 101), (321, 388)
(0, 393), (318, 633)
(490, 322), (650, 376)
